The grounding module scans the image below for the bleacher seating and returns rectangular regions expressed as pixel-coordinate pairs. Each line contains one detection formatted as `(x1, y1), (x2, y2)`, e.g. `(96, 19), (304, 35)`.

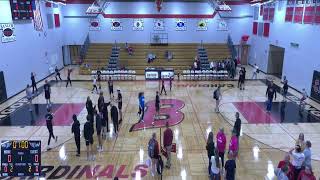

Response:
(79, 43), (231, 75)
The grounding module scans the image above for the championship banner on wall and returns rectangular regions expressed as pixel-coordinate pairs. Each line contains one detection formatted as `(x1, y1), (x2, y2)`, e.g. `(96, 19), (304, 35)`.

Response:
(217, 20), (228, 31)
(294, 0), (304, 23)
(89, 18), (100, 31)
(197, 19), (208, 31)
(304, 0), (316, 24)
(285, 0), (295, 22)
(0, 24), (16, 43)
(33, 0), (43, 31)
(154, 19), (165, 31)
(133, 19), (144, 31)
(311, 70), (320, 102)
(316, 4), (320, 24)
(268, 3), (275, 22)
(175, 19), (186, 31)
(263, 5), (269, 21)
(111, 19), (122, 31)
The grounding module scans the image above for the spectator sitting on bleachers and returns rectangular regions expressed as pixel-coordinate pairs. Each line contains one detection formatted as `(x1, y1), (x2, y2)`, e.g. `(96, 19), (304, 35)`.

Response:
(165, 50), (173, 61)
(147, 52), (156, 63)
(210, 61), (214, 70)
(125, 42), (133, 56)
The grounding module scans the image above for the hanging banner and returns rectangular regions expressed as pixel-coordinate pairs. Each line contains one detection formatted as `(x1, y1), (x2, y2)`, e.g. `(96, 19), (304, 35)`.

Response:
(285, 0), (295, 22)
(197, 19), (208, 31)
(217, 20), (228, 31)
(111, 19), (122, 31)
(316, 4), (320, 24)
(33, 0), (43, 31)
(293, 0), (304, 23)
(154, 19), (165, 31)
(133, 19), (144, 31)
(263, 5), (269, 20)
(175, 19), (186, 31)
(304, 0), (316, 24)
(89, 18), (100, 31)
(1, 24), (16, 43)
(268, 3), (275, 22)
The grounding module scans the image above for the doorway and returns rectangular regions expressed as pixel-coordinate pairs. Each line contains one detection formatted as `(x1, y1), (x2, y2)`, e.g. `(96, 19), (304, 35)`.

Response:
(267, 45), (285, 78)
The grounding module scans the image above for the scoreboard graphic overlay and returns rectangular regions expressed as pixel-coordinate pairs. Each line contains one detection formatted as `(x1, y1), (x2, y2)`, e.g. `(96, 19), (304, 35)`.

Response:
(1, 140), (41, 177)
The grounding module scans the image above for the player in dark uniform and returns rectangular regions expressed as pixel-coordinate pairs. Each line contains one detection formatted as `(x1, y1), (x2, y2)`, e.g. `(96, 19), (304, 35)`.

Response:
(155, 91), (160, 119)
(108, 77), (114, 98)
(117, 89), (123, 124)
(71, 114), (80, 156)
(86, 96), (94, 119)
(98, 92), (105, 112)
(169, 76), (173, 91)
(55, 66), (62, 81)
(111, 104), (119, 135)
(84, 117), (94, 161)
(266, 81), (277, 112)
(97, 70), (102, 90)
(160, 79), (167, 95)
(31, 72), (38, 94)
(45, 108), (57, 150)
(96, 111), (103, 152)
(44, 80), (51, 107)
(101, 102), (111, 139)
(66, 68), (72, 87)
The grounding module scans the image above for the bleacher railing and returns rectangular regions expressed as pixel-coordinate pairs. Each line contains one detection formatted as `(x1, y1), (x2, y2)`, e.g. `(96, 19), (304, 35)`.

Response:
(80, 34), (90, 63)
(227, 34), (237, 60)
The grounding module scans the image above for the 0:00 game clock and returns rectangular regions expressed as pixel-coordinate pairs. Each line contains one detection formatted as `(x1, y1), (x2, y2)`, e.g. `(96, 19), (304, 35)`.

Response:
(1, 140), (41, 177)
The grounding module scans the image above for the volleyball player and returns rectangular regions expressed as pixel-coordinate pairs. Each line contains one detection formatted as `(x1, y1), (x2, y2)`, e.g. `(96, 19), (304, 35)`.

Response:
(45, 108), (57, 150)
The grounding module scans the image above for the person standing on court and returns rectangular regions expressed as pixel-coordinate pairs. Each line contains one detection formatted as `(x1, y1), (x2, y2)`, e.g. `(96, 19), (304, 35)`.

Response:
(266, 81), (277, 112)
(251, 64), (259, 79)
(233, 112), (241, 138)
(97, 69), (102, 90)
(138, 92), (145, 122)
(98, 92), (105, 113)
(26, 84), (33, 111)
(169, 76), (173, 91)
(102, 103), (110, 134)
(66, 68), (72, 87)
(148, 132), (159, 177)
(289, 144), (305, 180)
(163, 122), (173, 169)
(206, 131), (215, 176)
(31, 72), (38, 94)
(44, 80), (51, 107)
(55, 66), (62, 81)
(229, 130), (238, 157)
(155, 91), (160, 119)
(108, 77), (114, 98)
(84, 116), (94, 161)
(224, 151), (236, 180)
(160, 79), (167, 95)
(111, 103), (119, 135)
(213, 86), (222, 112)
(71, 114), (80, 156)
(216, 128), (227, 168)
(95, 111), (103, 151)
(283, 77), (289, 101)
(117, 89), (123, 124)
(92, 75), (98, 94)
(45, 108), (57, 150)
(86, 96), (94, 119)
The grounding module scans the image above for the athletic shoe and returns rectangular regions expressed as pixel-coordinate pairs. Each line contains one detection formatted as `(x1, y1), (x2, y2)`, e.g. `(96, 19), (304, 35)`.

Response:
(47, 147), (52, 151)
(55, 136), (58, 142)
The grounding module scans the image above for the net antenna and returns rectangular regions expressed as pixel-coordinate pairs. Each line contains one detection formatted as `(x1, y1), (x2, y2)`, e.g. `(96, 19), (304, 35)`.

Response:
(86, 0), (110, 14)
(208, 0), (231, 12)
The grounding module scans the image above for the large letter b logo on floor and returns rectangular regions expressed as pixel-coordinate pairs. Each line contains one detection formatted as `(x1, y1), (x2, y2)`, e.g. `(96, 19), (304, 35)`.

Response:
(130, 99), (185, 131)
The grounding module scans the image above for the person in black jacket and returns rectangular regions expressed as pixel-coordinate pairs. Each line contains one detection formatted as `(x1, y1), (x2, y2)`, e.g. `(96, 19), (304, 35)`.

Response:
(45, 108), (57, 150)
(117, 89), (123, 124)
(44, 80), (51, 107)
(102, 102), (110, 136)
(98, 92), (105, 112)
(96, 111), (103, 151)
(71, 114), (80, 156)
(111, 104), (119, 135)
(233, 112), (241, 138)
(160, 79), (167, 95)
(155, 91), (160, 119)
(206, 131), (215, 175)
(31, 72), (38, 94)
(86, 96), (94, 120)
(266, 81), (277, 112)
(84, 117), (94, 161)
(55, 66), (62, 81)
